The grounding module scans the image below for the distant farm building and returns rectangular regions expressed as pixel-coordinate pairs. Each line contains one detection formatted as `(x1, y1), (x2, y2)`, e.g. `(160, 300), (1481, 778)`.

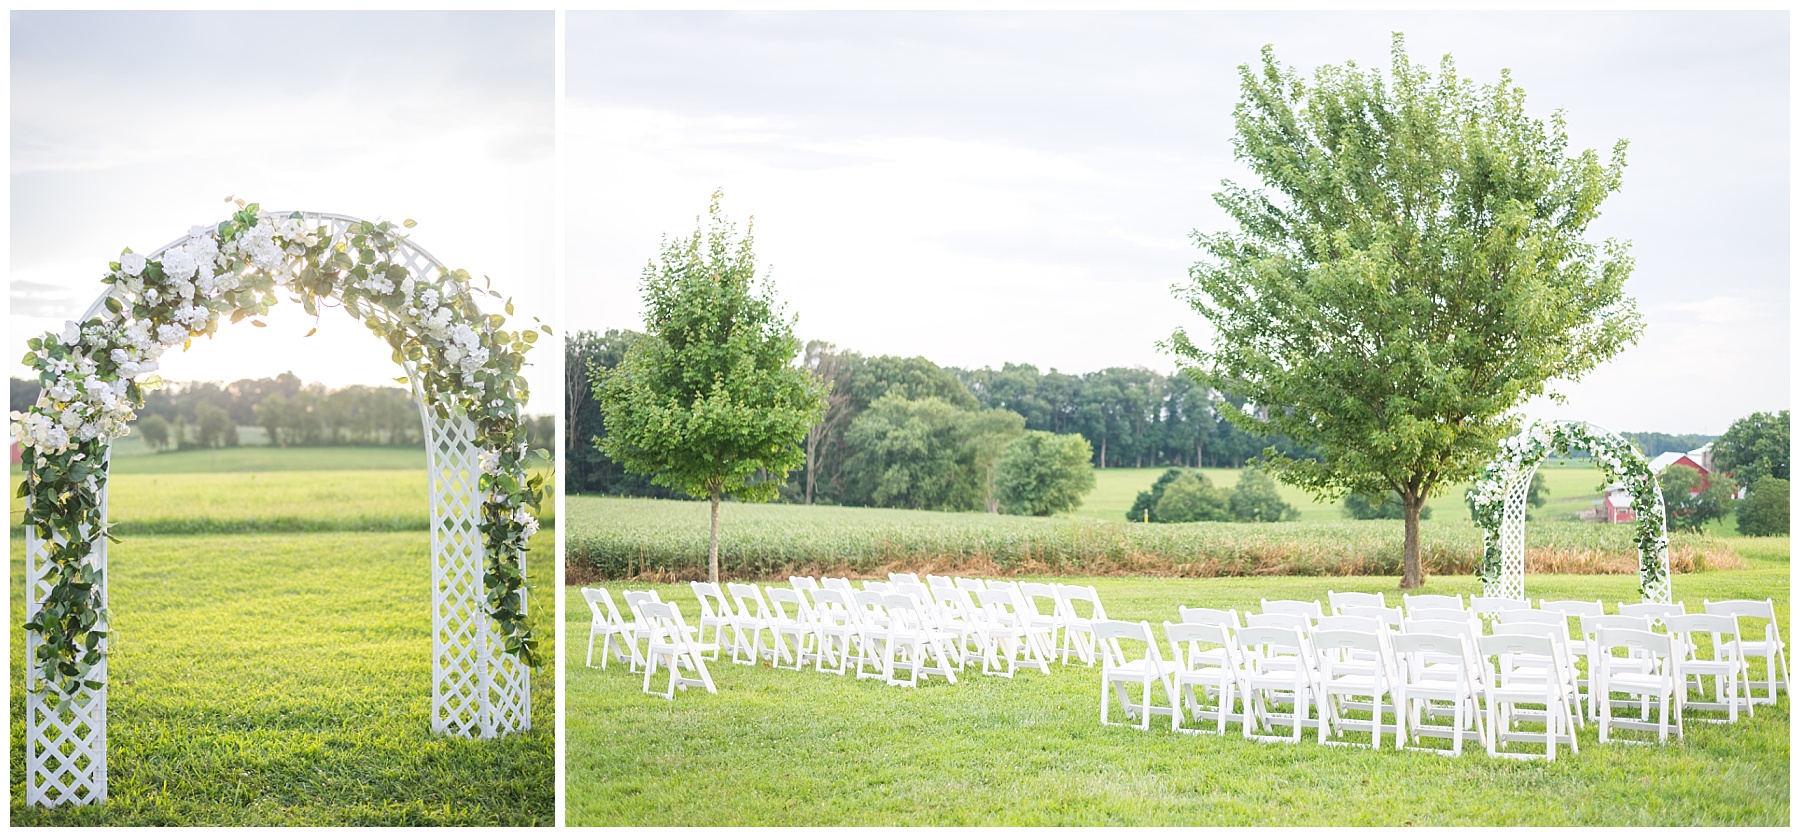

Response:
(1593, 442), (1720, 523)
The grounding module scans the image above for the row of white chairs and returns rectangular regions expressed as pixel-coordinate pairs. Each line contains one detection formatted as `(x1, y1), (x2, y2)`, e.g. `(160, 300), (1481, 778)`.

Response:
(582, 574), (1112, 696)
(1096, 598), (1787, 760)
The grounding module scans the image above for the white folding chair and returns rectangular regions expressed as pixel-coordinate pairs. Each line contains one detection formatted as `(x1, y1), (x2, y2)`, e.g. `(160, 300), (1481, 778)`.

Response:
(726, 582), (782, 666)
(975, 587), (1049, 677)
(1479, 633), (1579, 761)
(852, 590), (896, 681)
(1594, 627), (1684, 744)
(1664, 613), (1753, 724)
(1094, 619), (1179, 732)
(1391, 631), (1486, 755)
(1312, 628), (1399, 749)
(807, 587), (862, 676)
(689, 581), (735, 661)
(1403, 593), (1465, 614)
(1580, 614), (1657, 720)
(879, 593), (959, 687)
(1055, 583), (1108, 666)
(1234, 624), (1320, 743)
(581, 587), (639, 670)
(1328, 590), (1387, 614)
(1019, 581), (1067, 661)
(766, 586), (821, 671)
(1165, 621), (1244, 735)
(1493, 620), (1587, 725)
(1704, 599), (1789, 704)
(638, 600), (718, 699)
(620, 590), (667, 673)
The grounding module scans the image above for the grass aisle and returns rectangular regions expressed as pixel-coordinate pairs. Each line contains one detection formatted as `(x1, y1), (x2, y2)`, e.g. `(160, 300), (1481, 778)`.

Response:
(10, 530), (556, 826)
(565, 566), (1789, 826)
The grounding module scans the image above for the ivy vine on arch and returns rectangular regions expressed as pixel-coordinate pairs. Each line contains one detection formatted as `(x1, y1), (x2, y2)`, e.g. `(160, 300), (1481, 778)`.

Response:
(1466, 419), (1672, 604)
(12, 202), (547, 805)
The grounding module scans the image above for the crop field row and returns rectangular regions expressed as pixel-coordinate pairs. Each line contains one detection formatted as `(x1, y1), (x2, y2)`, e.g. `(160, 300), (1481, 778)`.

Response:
(565, 496), (1738, 581)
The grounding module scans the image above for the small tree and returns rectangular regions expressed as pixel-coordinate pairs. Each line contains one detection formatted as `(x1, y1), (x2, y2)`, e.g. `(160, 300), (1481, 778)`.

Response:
(1168, 35), (1642, 588)
(1736, 476), (1789, 537)
(996, 430), (1095, 516)
(1128, 468), (1187, 523)
(1229, 467), (1298, 522)
(595, 192), (827, 583)
(137, 413), (172, 452)
(1713, 410), (1790, 487)
(1155, 471), (1233, 523)
(194, 401), (236, 449)
(1658, 466), (1735, 534)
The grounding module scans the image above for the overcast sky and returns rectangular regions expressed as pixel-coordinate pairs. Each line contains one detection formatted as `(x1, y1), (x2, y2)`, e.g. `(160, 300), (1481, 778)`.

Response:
(10, 11), (559, 411)
(566, 10), (1788, 436)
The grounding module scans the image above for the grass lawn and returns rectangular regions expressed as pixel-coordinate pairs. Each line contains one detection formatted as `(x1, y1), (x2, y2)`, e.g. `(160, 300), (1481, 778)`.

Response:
(10, 448), (555, 825)
(565, 561), (1789, 826)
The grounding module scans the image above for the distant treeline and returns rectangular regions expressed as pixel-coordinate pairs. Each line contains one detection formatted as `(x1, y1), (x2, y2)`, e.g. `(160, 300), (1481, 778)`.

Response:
(11, 373), (552, 452)
(566, 330), (1312, 505)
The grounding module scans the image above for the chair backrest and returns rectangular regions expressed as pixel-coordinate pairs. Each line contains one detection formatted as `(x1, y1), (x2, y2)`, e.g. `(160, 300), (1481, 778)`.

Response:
(889, 572), (920, 584)
(1469, 596), (1533, 616)
(726, 582), (771, 620)
(1704, 599), (1782, 644)
(1403, 618), (1479, 642)
(1580, 613), (1653, 639)
(1314, 615), (1384, 635)
(853, 590), (890, 625)
(925, 574), (954, 590)
(1233, 625), (1310, 672)
(1663, 613), (1742, 658)
(1019, 582), (1062, 620)
(691, 582), (734, 620)
(1493, 621), (1567, 643)
(639, 599), (694, 649)
(1618, 601), (1686, 624)
(882, 593), (927, 631)
(1497, 609), (1572, 635)
(809, 586), (850, 618)
(1340, 605), (1404, 629)
(935, 585), (980, 623)
(1403, 593), (1464, 613)
(1478, 631), (1557, 660)
(822, 577), (855, 594)
(862, 580), (891, 593)
(1311, 628), (1382, 665)
(580, 587), (611, 623)
(766, 586), (808, 622)
(1245, 611), (1311, 633)
(1328, 590), (1387, 614)
(1093, 619), (1164, 671)
(621, 590), (662, 623)
(1392, 630), (1472, 659)
(1539, 599), (1604, 618)
(1596, 626), (1675, 661)
(1164, 621), (1238, 671)
(789, 576), (820, 592)
(1178, 606), (1241, 629)
(955, 577), (987, 594)
(1057, 584), (1107, 622)
(1261, 599), (1324, 619)
(1409, 607), (1473, 625)
(976, 587), (1019, 621)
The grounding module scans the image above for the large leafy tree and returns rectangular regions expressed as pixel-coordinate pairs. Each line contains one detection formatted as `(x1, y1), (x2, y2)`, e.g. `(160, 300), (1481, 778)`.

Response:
(596, 193), (827, 583)
(996, 430), (1095, 516)
(1712, 410), (1789, 487)
(1169, 35), (1643, 588)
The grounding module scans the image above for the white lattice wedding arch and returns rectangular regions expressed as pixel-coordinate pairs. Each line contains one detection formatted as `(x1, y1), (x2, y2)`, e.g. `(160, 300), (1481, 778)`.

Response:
(1466, 419), (1672, 605)
(14, 205), (545, 807)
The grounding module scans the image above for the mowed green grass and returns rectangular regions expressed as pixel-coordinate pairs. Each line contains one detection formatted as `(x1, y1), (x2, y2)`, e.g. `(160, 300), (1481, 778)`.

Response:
(565, 567), (1789, 826)
(10, 448), (555, 532)
(1076, 464), (1614, 523)
(9, 447), (555, 825)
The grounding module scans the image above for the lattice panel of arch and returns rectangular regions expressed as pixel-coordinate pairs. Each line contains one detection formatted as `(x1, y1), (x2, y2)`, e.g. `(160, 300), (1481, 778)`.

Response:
(21, 211), (530, 807)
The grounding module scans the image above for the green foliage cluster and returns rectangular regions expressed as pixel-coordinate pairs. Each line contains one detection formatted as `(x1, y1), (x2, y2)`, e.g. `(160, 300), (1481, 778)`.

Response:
(1128, 467), (1297, 523)
(1658, 466), (1737, 534)
(1736, 476), (1789, 537)
(1713, 410), (1790, 487)
(994, 430), (1095, 516)
(1169, 35), (1642, 588)
(841, 395), (1025, 512)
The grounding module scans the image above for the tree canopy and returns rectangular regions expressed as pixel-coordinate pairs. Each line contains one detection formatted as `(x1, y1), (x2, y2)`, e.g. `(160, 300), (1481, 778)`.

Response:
(594, 192), (826, 581)
(1168, 34), (1642, 587)
(1713, 410), (1789, 487)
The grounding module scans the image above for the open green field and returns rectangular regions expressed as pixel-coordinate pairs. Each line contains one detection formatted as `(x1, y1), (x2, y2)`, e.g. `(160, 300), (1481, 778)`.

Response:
(10, 448), (554, 825)
(564, 560), (1789, 826)
(566, 495), (1738, 581)
(1077, 463), (1616, 524)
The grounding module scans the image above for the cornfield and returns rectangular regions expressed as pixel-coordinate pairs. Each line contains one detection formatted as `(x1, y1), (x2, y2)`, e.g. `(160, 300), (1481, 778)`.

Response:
(567, 496), (1741, 581)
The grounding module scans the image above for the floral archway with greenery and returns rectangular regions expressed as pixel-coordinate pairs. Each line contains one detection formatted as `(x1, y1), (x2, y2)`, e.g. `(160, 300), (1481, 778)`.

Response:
(12, 202), (548, 807)
(1466, 419), (1671, 604)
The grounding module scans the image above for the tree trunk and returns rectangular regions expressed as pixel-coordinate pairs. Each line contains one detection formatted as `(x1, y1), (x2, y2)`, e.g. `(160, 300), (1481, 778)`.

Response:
(1400, 492), (1425, 589)
(1100, 437), (1107, 469)
(804, 426), (819, 505)
(708, 489), (722, 584)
